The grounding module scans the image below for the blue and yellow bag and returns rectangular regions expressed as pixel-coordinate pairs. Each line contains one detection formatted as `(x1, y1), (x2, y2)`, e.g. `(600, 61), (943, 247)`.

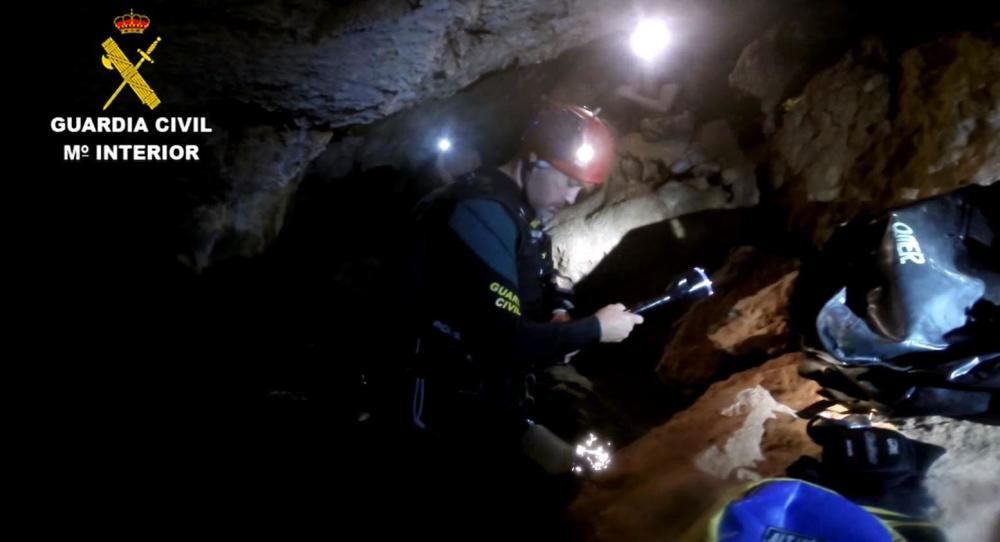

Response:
(683, 478), (944, 542)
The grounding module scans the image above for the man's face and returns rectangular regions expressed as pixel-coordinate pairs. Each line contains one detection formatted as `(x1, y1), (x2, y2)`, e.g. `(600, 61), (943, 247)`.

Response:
(524, 160), (585, 226)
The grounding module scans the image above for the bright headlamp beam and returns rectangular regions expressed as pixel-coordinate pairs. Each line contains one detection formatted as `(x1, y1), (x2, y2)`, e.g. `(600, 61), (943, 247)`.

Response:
(630, 19), (669, 61)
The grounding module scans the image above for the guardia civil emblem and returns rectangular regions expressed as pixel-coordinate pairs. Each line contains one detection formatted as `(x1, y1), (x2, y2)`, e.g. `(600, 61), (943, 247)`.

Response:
(100, 10), (162, 111)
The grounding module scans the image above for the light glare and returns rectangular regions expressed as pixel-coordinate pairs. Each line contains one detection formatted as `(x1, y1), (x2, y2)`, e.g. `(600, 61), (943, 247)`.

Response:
(630, 19), (670, 61)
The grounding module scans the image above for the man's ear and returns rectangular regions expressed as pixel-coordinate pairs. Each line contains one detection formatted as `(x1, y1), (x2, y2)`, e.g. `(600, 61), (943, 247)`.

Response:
(527, 151), (539, 163)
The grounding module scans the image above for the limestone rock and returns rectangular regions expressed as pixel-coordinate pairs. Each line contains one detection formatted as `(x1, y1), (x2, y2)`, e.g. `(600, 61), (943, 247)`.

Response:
(568, 353), (822, 542)
(772, 33), (1000, 243)
(708, 271), (799, 357)
(656, 248), (799, 387)
(899, 417), (1000, 542)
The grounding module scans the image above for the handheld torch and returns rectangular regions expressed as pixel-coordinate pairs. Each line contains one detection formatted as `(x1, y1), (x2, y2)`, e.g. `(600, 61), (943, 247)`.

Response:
(628, 267), (715, 315)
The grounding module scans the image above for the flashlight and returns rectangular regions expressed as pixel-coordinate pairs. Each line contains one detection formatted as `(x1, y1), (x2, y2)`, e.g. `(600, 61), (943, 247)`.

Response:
(629, 267), (714, 315)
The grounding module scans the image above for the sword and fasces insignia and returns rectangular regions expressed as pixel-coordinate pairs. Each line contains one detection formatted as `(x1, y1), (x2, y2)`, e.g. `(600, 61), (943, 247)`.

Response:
(101, 37), (161, 111)
(100, 10), (161, 111)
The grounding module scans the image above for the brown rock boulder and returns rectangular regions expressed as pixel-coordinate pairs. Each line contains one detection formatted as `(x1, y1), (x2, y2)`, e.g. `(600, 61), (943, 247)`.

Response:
(656, 247), (799, 387)
(568, 353), (822, 541)
(772, 33), (1000, 244)
(708, 271), (799, 357)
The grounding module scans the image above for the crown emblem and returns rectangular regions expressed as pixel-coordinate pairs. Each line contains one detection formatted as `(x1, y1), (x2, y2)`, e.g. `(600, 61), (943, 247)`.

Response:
(114, 9), (150, 34)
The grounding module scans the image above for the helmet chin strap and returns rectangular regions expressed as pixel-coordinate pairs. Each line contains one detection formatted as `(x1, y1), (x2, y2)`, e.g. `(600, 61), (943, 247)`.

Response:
(518, 162), (547, 224)
(522, 158), (543, 176)
(517, 158), (544, 192)
(521, 158), (553, 186)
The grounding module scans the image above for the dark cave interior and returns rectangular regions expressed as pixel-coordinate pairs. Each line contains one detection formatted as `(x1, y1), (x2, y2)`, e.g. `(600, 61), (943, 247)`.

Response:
(26, 1), (999, 538)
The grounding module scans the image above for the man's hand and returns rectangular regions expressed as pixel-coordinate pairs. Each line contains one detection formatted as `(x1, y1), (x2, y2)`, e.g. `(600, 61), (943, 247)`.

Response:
(550, 310), (572, 323)
(594, 303), (644, 343)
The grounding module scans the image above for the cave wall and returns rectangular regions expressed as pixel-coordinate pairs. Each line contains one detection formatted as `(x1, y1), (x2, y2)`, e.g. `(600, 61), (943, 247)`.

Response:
(36, 1), (998, 408)
(769, 32), (1000, 243)
(40, 1), (996, 274)
(552, 28), (999, 281)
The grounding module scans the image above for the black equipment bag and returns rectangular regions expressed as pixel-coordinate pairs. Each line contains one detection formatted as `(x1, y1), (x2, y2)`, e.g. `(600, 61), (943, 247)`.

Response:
(794, 182), (999, 420)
